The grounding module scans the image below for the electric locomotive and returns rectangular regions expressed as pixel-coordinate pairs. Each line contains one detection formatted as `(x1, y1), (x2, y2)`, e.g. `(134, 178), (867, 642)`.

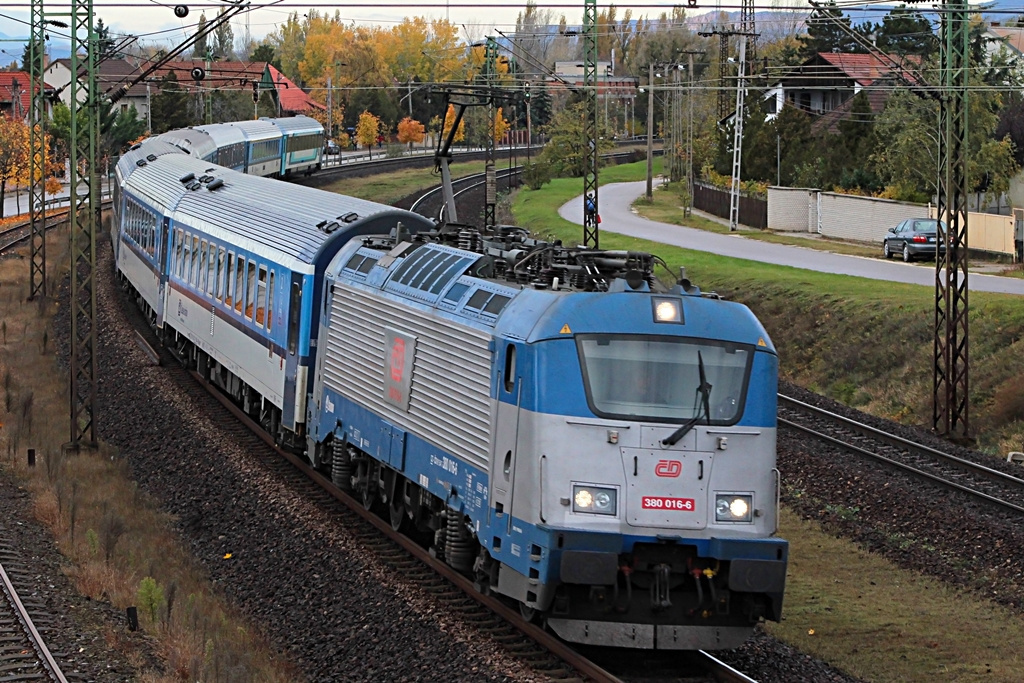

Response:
(307, 225), (788, 650)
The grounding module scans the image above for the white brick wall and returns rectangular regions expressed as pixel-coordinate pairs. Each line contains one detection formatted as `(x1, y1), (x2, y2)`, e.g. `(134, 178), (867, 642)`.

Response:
(818, 193), (927, 243)
(767, 187), (817, 232)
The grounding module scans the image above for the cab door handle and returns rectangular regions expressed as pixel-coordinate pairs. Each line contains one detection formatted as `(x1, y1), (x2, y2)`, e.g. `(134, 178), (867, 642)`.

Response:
(698, 460), (704, 480)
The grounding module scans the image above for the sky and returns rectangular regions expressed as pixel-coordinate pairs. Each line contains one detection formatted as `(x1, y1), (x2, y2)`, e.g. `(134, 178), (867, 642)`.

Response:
(0, 0), (817, 66)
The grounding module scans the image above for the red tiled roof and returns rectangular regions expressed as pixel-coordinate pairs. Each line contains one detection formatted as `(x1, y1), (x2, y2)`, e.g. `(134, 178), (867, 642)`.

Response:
(809, 88), (891, 135)
(816, 52), (918, 87)
(0, 71), (52, 117)
(267, 65), (325, 114)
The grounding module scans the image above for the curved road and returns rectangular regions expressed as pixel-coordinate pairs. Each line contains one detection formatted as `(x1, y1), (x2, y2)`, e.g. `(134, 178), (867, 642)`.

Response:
(560, 181), (1024, 296)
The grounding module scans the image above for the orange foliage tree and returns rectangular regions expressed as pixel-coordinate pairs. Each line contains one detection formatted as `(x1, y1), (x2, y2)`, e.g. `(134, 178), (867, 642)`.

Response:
(355, 110), (382, 158)
(397, 116), (425, 150)
(0, 116), (29, 218)
(492, 107), (510, 144)
(442, 104), (465, 145)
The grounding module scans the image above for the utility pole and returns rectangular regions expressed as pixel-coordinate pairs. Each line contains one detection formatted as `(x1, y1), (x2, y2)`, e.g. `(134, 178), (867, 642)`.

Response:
(326, 75), (332, 141)
(484, 37), (498, 228)
(933, 0), (971, 439)
(687, 52), (696, 217)
(582, 0), (599, 247)
(205, 47), (213, 124)
(645, 62), (654, 201)
(729, 38), (747, 231)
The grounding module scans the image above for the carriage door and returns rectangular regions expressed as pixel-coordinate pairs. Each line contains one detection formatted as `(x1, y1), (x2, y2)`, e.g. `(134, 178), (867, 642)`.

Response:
(490, 342), (521, 522)
(156, 217), (172, 330)
(282, 273), (303, 429)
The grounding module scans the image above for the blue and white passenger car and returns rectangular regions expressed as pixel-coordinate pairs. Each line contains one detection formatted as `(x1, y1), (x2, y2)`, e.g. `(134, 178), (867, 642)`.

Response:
(112, 144), (432, 444)
(307, 233), (788, 650)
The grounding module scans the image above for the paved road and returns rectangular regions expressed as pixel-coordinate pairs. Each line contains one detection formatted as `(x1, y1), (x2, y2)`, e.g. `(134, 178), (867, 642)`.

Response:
(560, 181), (1024, 296)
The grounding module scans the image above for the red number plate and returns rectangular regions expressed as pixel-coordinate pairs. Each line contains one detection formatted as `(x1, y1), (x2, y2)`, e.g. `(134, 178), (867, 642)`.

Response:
(641, 496), (695, 511)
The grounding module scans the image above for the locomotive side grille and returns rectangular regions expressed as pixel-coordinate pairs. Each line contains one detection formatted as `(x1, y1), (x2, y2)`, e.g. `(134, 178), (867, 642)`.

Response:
(324, 283), (493, 470)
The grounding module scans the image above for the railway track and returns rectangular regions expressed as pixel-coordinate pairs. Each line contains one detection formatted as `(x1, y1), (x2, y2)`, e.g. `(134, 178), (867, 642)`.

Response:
(778, 394), (1024, 515)
(0, 542), (69, 683)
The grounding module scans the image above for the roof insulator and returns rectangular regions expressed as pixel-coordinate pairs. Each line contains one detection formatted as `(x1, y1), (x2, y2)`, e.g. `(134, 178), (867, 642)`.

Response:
(339, 212), (359, 223)
(135, 159), (147, 167)
(146, 154), (157, 161)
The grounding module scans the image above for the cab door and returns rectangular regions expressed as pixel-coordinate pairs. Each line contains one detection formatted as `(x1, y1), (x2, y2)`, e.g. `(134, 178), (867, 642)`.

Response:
(490, 342), (521, 522)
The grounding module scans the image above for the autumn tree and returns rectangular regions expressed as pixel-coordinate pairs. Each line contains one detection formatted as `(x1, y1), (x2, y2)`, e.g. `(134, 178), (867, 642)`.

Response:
(397, 117), (425, 149)
(492, 107), (510, 143)
(214, 8), (235, 60)
(0, 116), (29, 218)
(355, 110), (382, 158)
(441, 104), (466, 146)
(193, 13), (209, 59)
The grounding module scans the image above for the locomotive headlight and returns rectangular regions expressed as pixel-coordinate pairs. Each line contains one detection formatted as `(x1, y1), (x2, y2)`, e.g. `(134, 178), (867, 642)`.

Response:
(572, 485), (617, 516)
(715, 494), (753, 523)
(652, 297), (682, 324)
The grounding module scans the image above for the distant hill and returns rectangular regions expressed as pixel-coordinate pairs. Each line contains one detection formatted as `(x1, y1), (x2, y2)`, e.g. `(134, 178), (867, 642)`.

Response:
(0, 31), (72, 68)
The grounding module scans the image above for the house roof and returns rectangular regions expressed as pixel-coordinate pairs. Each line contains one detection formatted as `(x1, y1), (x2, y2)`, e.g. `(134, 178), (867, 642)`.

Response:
(987, 26), (1024, 56)
(815, 52), (917, 87)
(267, 65), (325, 115)
(0, 71), (53, 117)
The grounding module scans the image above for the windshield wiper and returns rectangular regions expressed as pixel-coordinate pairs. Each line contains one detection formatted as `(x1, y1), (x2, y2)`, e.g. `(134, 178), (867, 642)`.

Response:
(661, 351), (712, 446)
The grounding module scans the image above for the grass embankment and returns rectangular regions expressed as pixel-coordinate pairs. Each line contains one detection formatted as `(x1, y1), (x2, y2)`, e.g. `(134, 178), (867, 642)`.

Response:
(0, 228), (297, 681)
(318, 160), (488, 206)
(513, 164), (1024, 682)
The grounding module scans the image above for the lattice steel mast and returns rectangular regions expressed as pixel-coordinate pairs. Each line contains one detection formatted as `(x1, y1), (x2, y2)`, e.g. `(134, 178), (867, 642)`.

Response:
(28, 1), (50, 300)
(934, 0), (970, 439)
(66, 0), (100, 448)
(484, 37), (498, 228)
(582, 0), (599, 247)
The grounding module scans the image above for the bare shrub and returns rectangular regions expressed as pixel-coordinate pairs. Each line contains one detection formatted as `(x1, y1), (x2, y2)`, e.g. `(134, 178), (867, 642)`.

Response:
(100, 506), (126, 565)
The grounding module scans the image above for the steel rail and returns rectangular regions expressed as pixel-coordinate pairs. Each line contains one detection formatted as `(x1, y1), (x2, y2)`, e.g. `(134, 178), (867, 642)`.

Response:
(189, 368), (625, 683)
(697, 650), (760, 683)
(778, 395), (1024, 516)
(0, 560), (69, 683)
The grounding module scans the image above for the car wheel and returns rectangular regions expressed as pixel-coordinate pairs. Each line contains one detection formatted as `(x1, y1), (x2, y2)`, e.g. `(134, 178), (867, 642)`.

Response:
(903, 243), (912, 262)
(883, 241), (891, 259)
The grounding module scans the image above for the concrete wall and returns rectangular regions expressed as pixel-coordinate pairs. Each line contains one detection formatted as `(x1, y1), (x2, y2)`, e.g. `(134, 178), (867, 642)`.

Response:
(818, 193), (926, 243)
(767, 187), (817, 232)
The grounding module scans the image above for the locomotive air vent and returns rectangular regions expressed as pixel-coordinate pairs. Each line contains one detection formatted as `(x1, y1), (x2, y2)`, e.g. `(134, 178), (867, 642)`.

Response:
(146, 154), (157, 161)
(129, 143), (142, 151)
(339, 212), (359, 223)
(135, 159), (147, 167)
(320, 221), (340, 234)
(207, 178), (224, 191)
(179, 172), (196, 183)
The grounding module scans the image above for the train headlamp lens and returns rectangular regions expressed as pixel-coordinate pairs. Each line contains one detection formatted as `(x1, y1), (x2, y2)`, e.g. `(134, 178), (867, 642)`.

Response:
(652, 297), (682, 323)
(572, 485), (617, 515)
(715, 494), (753, 523)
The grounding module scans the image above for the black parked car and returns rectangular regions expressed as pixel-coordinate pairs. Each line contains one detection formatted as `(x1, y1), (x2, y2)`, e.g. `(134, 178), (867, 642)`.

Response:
(883, 218), (946, 262)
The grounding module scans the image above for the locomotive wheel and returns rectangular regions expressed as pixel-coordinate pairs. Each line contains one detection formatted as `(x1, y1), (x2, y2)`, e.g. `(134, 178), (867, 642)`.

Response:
(389, 498), (405, 531)
(519, 601), (538, 623)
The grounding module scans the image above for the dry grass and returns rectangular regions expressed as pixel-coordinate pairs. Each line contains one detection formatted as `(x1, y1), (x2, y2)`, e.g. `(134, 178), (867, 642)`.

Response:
(769, 507), (1024, 681)
(0, 228), (300, 682)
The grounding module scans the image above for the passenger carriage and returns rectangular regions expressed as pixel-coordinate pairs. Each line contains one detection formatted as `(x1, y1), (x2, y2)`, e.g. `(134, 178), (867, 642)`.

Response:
(113, 149), (432, 445)
(268, 115), (324, 176)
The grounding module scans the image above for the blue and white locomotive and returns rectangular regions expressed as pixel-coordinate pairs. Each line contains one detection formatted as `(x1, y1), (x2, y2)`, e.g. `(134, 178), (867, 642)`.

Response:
(305, 229), (787, 650)
(151, 115), (324, 178)
(113, 123), (787, 652)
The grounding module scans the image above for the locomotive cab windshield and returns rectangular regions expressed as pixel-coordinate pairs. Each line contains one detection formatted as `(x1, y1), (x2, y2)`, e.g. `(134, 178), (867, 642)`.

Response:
(577, 334), (751, 424)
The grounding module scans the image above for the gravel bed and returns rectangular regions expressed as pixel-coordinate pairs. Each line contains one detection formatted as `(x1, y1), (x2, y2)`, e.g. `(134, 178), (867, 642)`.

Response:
(778, 381), (1024, 611)
(0, 471), (155, 681)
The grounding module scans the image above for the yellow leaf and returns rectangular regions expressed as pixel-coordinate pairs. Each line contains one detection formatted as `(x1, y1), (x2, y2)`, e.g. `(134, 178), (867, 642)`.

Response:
(223, 553), (233, 559)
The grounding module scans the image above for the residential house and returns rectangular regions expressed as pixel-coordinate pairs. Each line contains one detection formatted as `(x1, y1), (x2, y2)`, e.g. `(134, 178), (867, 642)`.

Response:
(0, 70), (55, 120)
(761, 52), (917, 121)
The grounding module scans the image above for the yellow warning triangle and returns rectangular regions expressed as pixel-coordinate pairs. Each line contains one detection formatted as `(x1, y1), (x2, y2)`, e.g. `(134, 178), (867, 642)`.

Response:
(560, 324), (572, 334)
(757, 337), (767, 347)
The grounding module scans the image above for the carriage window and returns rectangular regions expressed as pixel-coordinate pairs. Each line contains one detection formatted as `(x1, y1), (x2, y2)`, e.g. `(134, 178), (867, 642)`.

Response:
(234, 257), (246, 313)
(256, 265), (267, 327)
(175, 229), (185, 279)
(225, 252), (235, 306)
(244, 261), (257, 320)
(182, 233), (192, 283)
(206, 243), (217, 295)
(215, 247), (226, 300)
(198, 240), (208, 292)
(190, 235), (200, 287)
(267, 270), (275, 327)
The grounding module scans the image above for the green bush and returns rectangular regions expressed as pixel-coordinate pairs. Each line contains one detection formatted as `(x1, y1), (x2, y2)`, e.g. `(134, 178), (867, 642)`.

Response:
(523, 160), (553, 190)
